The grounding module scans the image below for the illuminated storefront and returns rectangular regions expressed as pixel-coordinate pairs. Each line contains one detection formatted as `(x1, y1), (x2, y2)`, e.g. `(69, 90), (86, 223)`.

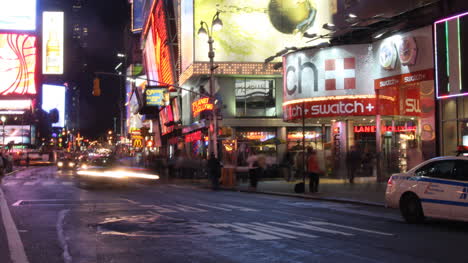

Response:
(434, 12), (468, 156)
(282, 26), (436, 178)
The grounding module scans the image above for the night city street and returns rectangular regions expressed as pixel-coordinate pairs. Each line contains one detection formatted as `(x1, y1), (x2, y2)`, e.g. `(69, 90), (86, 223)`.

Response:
(1, 0), (468, 262)
(0, 167), (467, 263)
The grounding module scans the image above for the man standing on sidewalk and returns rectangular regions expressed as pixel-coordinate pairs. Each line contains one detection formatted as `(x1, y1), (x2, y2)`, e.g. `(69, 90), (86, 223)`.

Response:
(306, 148), (322, 193)
(346, 146), (361, 184)
(208, 152), (221, 190)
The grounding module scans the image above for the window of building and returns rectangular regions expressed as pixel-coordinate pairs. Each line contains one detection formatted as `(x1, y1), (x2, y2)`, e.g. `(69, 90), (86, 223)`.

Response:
(235, 78), (276, 117)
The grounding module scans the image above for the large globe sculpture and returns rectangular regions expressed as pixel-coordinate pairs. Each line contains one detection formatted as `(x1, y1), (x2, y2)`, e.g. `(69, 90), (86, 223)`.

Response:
(268, 0), (317, 34)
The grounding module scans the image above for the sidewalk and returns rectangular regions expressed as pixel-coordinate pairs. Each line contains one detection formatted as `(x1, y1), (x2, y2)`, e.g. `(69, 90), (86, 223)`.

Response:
(0, 167), (22, 263)
(235, 177), (387, 207)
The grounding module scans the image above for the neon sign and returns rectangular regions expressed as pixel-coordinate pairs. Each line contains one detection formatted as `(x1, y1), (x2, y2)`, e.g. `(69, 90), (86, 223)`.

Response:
(354, 126), (417, 133)
(185, 130), (202, 143)
(192, 97), (213, 117)
(0, 34), (36, 96)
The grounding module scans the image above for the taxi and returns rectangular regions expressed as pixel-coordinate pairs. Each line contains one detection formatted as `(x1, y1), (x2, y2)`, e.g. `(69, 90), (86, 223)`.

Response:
(386, 156), (468, 223)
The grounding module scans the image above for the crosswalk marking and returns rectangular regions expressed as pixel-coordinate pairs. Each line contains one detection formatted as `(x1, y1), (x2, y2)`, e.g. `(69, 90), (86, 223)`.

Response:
(220, 204), (258, 212)
(240, 222), (318, 239)
(197, 203), (232, 211)
(3, 182), (18, 186)
(270, 221), (353, 236)
(24, 181), (38, 186)
(306, 220), (394, 236)
(43, 181), (55, 186)
(207, 219), (394, 241)
(62, 182), (74, 185)
(173, 204), (207, 212)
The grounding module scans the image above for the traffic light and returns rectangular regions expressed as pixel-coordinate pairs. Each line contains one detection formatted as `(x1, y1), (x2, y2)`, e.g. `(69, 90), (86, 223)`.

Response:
(92, 77), (101, 96)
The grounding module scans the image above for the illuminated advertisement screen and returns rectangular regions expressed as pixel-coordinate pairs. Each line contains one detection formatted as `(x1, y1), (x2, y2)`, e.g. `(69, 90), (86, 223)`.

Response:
(144, 28), (159, 86)
(0, 0), (36, 31)
(180, 0), (194, 71)
(145, 87), (165, 106)
(42, 12), (64, 75)
(143, 0), (174, 87)
(1, 125), (32, 144)
(435, 11), (468, 99)
(42, 84), (65, 127)
(0, 34), (36, 96)
(159, 106), (174, 135)
(191, 0), (332, 63)
(132, 0), (144, 32)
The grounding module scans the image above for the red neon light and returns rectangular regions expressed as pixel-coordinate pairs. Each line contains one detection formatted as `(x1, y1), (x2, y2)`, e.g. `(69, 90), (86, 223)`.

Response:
(151, 0), (174, 88)
(192, 97), (214, 117)
(0, 34), (36, 95)
(354, 126), (417, 133)
(159, 105), (174, 135)
(185, 131), (202, 143)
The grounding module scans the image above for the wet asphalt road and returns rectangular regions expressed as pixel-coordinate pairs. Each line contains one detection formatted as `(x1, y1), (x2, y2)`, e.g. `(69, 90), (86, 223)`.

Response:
(0, 166), (467, 263)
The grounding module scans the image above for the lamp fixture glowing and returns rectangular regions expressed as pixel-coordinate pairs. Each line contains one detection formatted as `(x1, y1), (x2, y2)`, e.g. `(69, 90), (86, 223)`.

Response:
(212, 12), (223, 31)
(197, 23), (208, 38)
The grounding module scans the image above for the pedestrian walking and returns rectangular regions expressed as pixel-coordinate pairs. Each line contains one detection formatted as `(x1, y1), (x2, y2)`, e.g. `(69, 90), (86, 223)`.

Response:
(346, 145), (361, 184)
(306, 148), (322, 193)
(207, 152), (221, 190)
(281, 151), (294, 181)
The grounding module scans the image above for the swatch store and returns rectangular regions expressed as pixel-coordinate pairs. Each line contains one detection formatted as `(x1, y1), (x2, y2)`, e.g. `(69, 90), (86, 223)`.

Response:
(283, 26), (436, 178)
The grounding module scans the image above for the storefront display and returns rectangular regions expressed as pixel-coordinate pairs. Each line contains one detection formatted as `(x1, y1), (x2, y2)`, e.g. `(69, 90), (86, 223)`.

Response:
(282, 26), (436, 178)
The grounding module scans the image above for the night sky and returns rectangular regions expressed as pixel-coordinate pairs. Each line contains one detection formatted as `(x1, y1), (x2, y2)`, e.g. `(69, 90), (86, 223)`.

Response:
(76, 0), (130, 139)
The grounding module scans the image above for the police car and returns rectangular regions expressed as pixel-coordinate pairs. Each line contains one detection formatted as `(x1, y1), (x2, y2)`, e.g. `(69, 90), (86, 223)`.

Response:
(386, 156), (468, 223)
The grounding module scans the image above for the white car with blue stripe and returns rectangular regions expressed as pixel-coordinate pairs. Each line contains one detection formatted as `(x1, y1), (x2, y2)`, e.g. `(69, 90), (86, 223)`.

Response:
(386, 156), (468, 223)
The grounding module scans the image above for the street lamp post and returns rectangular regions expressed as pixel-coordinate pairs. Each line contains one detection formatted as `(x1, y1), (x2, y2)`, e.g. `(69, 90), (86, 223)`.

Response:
(116, 53), (127, 139)
(198, 11), (223, 158)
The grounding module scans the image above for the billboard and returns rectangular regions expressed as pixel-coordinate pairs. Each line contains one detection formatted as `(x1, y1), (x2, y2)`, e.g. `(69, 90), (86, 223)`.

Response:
(0, 34), (36, 96)
(1, 125), (32, 144)
(144, 87), (166, 106)
(143, 0), (175, 87)
(42, 12), (64, 75)
(0, 0), (36, 31)
(144, 28), (159, 86)
(190, 0), (333, 63)
(42, 84), (65, 128)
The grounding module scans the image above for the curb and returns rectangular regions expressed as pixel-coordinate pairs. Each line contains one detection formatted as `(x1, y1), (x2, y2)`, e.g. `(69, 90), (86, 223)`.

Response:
(214, 186), (385, 208)
(5, 167), (27, 177)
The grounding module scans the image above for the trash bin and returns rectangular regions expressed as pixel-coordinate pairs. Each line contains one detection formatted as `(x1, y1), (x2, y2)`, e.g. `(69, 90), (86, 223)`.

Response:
(221, 168), (236, 188)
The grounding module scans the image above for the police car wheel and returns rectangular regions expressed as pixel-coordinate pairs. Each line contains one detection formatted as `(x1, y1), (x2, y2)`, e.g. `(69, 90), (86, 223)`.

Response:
(400, 193), (425, 224)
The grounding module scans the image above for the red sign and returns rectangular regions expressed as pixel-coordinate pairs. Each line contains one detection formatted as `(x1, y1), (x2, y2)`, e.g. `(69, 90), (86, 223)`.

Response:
(192, 97), (214, 117)
(354, 125), (417, 133)
(0, 34), (36, 96)
(374, 69), (434, 90)
(185, 131), (202, 143)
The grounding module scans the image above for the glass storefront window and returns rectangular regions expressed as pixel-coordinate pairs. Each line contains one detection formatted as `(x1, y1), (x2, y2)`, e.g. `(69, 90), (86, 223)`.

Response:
(235, 129), (277, 166)
(286, 127), (329, 151)
(235, 78), (276, 117)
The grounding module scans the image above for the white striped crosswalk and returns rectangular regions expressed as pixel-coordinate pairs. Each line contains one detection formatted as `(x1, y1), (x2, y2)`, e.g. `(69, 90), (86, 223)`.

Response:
(1, 180), (75, 187)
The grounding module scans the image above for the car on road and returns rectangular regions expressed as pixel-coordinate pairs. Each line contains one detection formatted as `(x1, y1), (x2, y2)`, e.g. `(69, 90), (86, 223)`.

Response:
(386, 156), (468, 223)
(75, 156), (159, 188)
(57, 158), (77, 170)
